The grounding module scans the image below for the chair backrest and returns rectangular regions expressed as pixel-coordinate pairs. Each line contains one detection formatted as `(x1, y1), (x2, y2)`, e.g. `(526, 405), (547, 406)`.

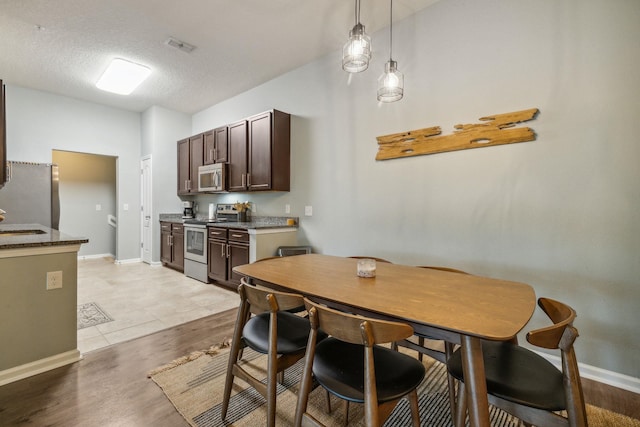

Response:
(304, 297), (413, 348)
(418, 266), (470, 274)
(348, 256), (393, 264)
(527, 297), (587, 427)
(239, 278), (305, 315)
(526, 297), (577, 350)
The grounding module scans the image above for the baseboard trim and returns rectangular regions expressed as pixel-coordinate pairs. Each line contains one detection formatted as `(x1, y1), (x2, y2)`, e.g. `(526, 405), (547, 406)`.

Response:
(115, 257), (142, 264)
(78, 253), (115, 260)
(536, 351), (640, 394)
(0, 349), (82, 386)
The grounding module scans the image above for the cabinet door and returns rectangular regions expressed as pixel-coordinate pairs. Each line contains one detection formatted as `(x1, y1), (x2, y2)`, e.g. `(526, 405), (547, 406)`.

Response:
(189, 134), (204, 193)
(214, 126), (229, 163)
(203, 130), (215, 165)
(227, 242), (249, 287)
(248, 112), (272, 191)
(160, 229), (171, 264)
(208, 239), (227, 282)
(227, 120), (248, 191)
(172, 231), (184, 270)
(177, 138), (190, 195)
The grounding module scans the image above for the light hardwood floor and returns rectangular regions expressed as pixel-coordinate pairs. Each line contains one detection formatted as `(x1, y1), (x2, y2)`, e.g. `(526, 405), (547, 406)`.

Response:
(0, 309), (237, 426)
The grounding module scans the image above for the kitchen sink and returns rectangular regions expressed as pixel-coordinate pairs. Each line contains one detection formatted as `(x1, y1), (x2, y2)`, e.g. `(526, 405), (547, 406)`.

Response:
(0, 229), (47, 237)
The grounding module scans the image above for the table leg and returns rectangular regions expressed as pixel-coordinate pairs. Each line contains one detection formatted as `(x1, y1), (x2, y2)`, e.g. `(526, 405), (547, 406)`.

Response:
(460, 335), (490, 427)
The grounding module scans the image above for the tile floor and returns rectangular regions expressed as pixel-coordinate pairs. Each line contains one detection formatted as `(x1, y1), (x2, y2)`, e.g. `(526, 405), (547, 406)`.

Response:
(76, 257), (239, 354)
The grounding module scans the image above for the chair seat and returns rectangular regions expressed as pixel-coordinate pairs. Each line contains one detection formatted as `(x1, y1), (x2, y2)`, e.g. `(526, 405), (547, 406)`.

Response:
(447, 340), (566, 411)
(313, 338), (426, 404)
(243, 311), (325, 354)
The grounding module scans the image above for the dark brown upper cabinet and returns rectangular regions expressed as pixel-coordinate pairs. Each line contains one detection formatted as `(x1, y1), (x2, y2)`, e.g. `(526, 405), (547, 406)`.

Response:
(177, 133), (204, 195)
(203, 126), (229, 165)
(227, 120), (248, 192)
(247, 110), (290, 191)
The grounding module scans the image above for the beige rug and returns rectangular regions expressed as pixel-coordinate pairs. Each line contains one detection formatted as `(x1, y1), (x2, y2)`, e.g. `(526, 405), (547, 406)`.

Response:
(148, 343), (640, 427)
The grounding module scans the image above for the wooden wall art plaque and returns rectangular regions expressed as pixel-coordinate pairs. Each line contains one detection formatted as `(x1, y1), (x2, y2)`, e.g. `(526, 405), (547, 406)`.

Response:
(375, 108), (539, 161)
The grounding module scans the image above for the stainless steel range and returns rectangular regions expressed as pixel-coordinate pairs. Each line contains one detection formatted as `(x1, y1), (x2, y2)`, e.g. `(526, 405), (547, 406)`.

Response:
(182, 203), (245, 283)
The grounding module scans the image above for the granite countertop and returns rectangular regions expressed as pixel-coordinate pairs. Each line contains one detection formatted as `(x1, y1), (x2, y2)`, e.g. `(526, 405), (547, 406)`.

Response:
(159, 213), (298, 230)
(0, 223), (89, 249)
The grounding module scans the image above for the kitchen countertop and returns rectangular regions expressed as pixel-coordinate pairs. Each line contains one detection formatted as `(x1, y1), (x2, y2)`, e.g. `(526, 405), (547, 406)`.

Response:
(0, 223), (89, 250)
(159, 213), (298, 230)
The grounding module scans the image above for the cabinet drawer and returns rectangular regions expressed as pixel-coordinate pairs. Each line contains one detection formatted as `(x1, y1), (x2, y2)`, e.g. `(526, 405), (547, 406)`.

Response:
(161, 223), (171, 232)
(228, 229), (249, 243)
(208, 227), (227, 239)
(171, 224), (184, 233)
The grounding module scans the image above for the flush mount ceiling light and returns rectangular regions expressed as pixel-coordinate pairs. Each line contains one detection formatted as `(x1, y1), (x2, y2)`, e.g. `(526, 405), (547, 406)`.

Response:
(377, 0), (404, 102)
(96, 58), (151, 95)
(342, 0), (371, 73)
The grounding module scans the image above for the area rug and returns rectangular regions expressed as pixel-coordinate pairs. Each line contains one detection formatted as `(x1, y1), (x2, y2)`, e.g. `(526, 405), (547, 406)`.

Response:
(148, 343), (640, 427)
(77, 302), (113, 329)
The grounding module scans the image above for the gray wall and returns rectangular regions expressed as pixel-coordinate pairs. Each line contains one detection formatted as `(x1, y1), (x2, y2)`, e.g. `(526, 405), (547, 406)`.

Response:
(190, 0), (640, 379)
(141, 106), (191, 262)
(5, 85), (142, 261)
(52, 151), (117, 257)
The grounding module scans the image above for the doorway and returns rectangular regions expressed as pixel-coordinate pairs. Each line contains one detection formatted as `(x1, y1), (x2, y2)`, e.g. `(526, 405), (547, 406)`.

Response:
(52, 150), (117, 258)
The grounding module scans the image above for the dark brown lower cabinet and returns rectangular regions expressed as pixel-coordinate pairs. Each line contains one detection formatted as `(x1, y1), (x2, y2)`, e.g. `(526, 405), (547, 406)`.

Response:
(160, 222), (184, 272)
(208, 227), (249, 290)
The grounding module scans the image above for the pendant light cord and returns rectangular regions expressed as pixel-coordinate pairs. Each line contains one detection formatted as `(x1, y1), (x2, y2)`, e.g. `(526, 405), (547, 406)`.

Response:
(355, 0), (360, 26)
(389, 0), (394, 61)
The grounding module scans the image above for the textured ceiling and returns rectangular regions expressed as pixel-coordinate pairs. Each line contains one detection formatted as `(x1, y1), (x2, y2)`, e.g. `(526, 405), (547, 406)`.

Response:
(0, 0), (439, 114)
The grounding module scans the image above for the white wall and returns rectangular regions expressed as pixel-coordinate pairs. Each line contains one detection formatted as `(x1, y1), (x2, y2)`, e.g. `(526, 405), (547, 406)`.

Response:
(191, 0), (640, 379)
(5, 85), (142, 261)
(141, 106), (191, 262)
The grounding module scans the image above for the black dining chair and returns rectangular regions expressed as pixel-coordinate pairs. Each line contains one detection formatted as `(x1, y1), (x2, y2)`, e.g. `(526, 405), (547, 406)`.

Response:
(221, 278), (327, 427)
(447, 297), (588, 427)
(295, 297), (426, 427)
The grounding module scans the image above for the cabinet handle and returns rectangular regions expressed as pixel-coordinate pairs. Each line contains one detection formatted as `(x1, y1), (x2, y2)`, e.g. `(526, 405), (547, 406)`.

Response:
(241, 173), (246, 188)
(226, 244), (230, 258)
(247, 173), (251, 187)
(211, 231), (222, 236)
(168, 235), (172, 246)
(210, 149), (214, 162)
(221, 244), (225, 258)
(184, 180), (188, 191)
(231, 234), (244, 238)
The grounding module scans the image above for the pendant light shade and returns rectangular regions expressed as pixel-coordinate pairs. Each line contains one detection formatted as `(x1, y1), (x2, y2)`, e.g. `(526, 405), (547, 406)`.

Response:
(342, 0), (371, 73)
(377, 60), (404, 102)
(377, 0), (404, 102)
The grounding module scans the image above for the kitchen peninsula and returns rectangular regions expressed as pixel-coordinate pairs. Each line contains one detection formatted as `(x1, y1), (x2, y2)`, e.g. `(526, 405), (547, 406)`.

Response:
(0, 223), (88, 386)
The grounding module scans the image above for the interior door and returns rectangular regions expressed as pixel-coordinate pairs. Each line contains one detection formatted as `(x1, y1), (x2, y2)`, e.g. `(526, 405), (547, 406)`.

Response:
(141, 156), (152, 264)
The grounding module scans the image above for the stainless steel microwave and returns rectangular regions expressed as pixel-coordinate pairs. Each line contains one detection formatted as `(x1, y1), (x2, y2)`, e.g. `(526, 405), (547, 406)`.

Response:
(198, 163), (226, 192)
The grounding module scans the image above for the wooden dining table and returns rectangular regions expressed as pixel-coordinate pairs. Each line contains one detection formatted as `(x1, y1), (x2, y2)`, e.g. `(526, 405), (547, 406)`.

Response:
(234, 253), (536, 427)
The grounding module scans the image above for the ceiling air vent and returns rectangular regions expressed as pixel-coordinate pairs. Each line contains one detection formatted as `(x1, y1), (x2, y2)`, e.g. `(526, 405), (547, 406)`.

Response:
(165, 37), (196, 53)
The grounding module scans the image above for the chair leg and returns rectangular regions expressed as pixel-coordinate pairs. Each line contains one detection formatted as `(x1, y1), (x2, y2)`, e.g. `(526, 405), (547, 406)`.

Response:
(343, 400), (349, 426)
(417, 337), (425, 362)
(221, 305), (248, 421)
(408, 389), (421, 427)
(454, 380), (467, 427)
(445, 342), (457, 424)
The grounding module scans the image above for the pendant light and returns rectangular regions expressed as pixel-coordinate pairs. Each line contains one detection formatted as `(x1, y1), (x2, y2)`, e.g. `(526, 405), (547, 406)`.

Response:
(377, 0), (404, 102)
(342, 0), (371, 73)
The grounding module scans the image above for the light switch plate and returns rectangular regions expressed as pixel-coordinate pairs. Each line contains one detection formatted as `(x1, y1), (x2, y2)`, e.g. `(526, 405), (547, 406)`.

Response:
(305, 206), (313, 216)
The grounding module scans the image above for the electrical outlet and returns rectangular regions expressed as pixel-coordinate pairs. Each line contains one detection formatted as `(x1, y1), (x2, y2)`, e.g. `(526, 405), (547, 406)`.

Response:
(305, 205), (313, 216)
(46, 271), (63, 290)
(96, 204), (102, 211)
(285, 204), (291, 214)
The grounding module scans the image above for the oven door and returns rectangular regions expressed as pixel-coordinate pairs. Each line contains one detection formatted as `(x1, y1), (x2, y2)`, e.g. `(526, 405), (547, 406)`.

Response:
(184, 225), (207, 263)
